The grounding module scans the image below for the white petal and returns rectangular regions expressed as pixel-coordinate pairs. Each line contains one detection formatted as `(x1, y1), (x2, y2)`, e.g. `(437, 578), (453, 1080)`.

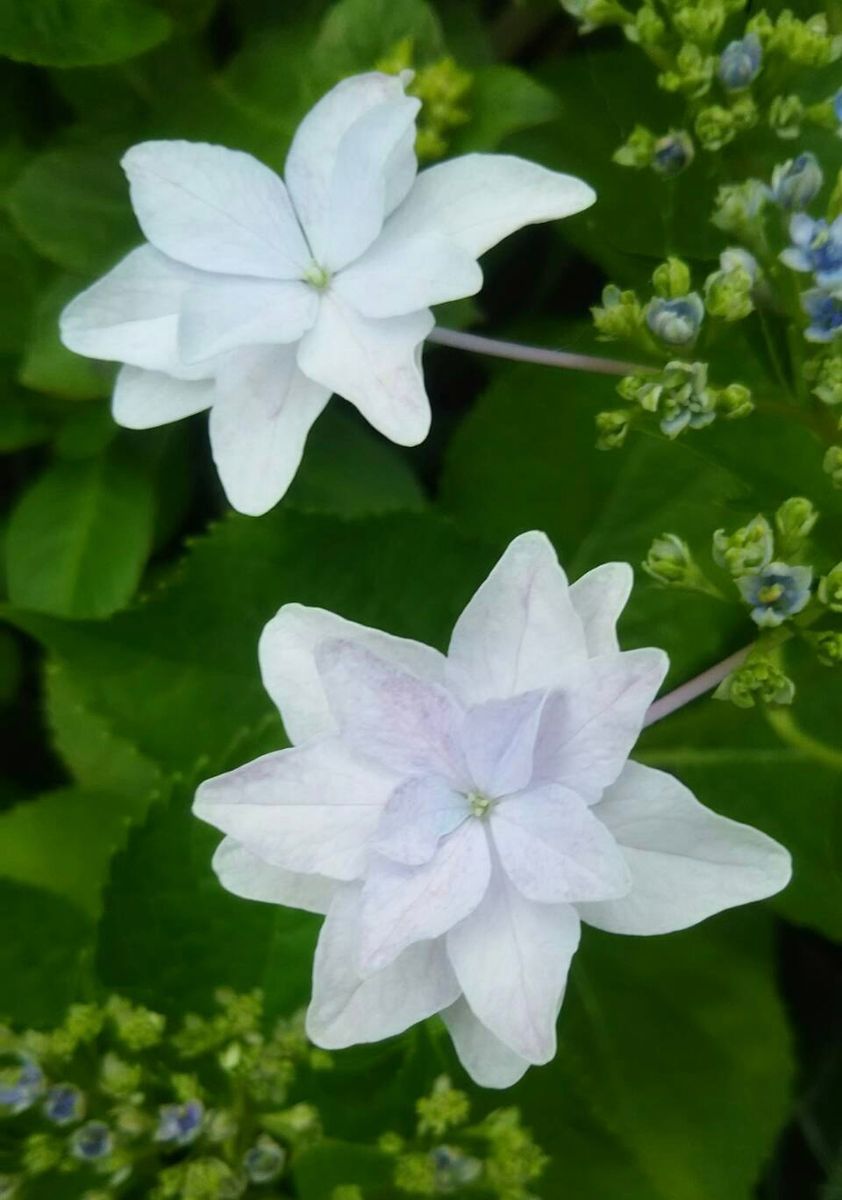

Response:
(297, 296), (433, 446)
(447, 531), (587, 705)
(360, 822), (491, 971)
(315, 639), (468, 784)
(285, 73), (418, 267)
(531, 650), (668, 802)
(441, 997), (531, 1089)
(577, 762), (792, 934)
(193, 738), (393, 882)
(212, 837), (336, 914)
(208, 345), (330, 516)
(446, 866), (580, 1063)
(334, 232), (481, 319)
(122, 141), (310, 279)
(113, 365), (214, 430)
(386, 153), (596, 259)
(259, 604), (447, 745)
(372, 776), (469, 866)
(306, 884), (460, 1048)
(569, 562), (633, 657)
(179, 278), (318, 363)
(491, 784), (631, 904)
(60, 245), (196, 371)
(460, 690), (546, 797)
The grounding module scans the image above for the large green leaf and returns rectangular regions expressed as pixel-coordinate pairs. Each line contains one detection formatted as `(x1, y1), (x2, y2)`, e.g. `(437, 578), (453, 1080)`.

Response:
(6, 144), (137, 275)
(6, 444), (156, 619)
(453, 65), (560, 153)
(503, 915), (793, 1200)
(7, 511), (495, 774)
(0, 0), (171, 67)
(0, 878), (93, 1025)
(95, 782), (318, 1018)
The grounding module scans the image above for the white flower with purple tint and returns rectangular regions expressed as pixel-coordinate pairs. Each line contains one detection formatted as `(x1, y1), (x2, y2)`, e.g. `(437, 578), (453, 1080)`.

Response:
(194, 532), (791, 1088)
(59, 73), (594, 516)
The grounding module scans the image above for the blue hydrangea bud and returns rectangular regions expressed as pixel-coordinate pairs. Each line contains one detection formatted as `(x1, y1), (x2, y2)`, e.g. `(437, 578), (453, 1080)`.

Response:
(431, 1145), (483, 1190)
(801, 288), (842, 343)
(244, 1135), (286, 1184)
(156, 1099), (204, 1146)
(770, 153), (824, 210)
(719, 247), (759, 280)
(0, 1059), (44, 1115)
(737, 563), (813, 627)
(70, 1121), (113, 1162)
(44, 1084), (85, 1126)
(646, 293), (705, 346)
(717, 33), (762, 90)
(652, 131), (695, 176)
(713, 515), (774, 575)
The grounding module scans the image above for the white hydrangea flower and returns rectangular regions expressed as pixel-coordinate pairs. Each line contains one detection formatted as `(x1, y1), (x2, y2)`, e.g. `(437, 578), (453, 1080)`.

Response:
(193, 532), (791, 1088)
(59, 72), (595, 516)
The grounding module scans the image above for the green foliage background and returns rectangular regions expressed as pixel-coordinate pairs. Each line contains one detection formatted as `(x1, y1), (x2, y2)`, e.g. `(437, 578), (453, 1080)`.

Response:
(0, 0), (840, 1196)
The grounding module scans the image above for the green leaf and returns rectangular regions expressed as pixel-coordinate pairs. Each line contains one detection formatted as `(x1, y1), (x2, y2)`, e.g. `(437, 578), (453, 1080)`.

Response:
(19, 274), (115, 399)
(454, 65), (560, 152)
(6, 445), (156, 619)
(0, 0), (171, 67)
(286, 406), (425, 516)
(0, 784), (155, 917)
(6, 145), (137, 275)
(6, 511), (494, 774)
(496, 915), (793, 1200)
(0, 216), (41, 354)
(0, 383), (52, 452)
(0, 878), (93, 1025)
(312, 0), (444, 82)
(96, 782), (318, 1017)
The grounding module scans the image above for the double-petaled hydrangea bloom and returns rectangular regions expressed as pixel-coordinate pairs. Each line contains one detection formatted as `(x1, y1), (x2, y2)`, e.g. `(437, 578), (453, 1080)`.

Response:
(194, 533), (791, 1088)
(59, 72), (594, 515)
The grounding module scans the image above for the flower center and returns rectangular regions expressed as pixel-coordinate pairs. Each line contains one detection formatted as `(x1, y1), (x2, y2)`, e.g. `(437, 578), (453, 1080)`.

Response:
(467, 791), (493, 818)
(303, 261), (331, 291)
(757, 583), (784, 605)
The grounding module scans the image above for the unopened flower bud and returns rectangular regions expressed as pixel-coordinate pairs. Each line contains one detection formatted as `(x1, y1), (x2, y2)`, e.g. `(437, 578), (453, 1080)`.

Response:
(70, 1121), (113, 1162)
(646, 293), (704, 345)
(770, 10), (842, 67)
(596, 409), (632, 449)
(0, 1059), (44, 1114)
(713, 514), (774, 575)
(770, 152), (823, 210)
(652, 257), (692, 298)
(715, 659), (795, 707)
(673, 4), (725, 44)
(625, 5), (666, 44)
(22, 1133), (63, 1176)
(652, 130), (695, 175)
(107, 997), (165, 1051)
(717, 33), (762, 90)
(806, 356), (842, 406)
(659, 44), (715, 97)
(244, 1135), (286, 1184)
(613, 124), (656, 168)
(769, 94), (804, 139)
(44, 1084), (85, 1126)
(431, 1145), (483, 1190)
(818, 562), (842, 610)
(712, 179), (768, 238)
(775, 496), (818, 548)
(809, 631), (842, 666)
(704, 265), (754, 319)
(592, 284), (644, 339)
(643, 533), (715, 592)
(156, 1099), (204, 1147)
(716, 381), (754, 418)
(695, 104), (736, 150)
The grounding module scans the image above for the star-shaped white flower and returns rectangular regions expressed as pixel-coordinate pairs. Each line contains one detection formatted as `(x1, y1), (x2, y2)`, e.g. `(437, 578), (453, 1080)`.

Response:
(193, 532), (791, 1088)
(59, 72), (595, 516)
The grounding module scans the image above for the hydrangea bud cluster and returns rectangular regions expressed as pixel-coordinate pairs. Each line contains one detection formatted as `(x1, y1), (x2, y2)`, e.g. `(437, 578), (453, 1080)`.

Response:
(375, 38), (472, 160)
(380, 1076), (547, 1200)
(0, 996), (544, 1200)
(641, 497), (841, 705)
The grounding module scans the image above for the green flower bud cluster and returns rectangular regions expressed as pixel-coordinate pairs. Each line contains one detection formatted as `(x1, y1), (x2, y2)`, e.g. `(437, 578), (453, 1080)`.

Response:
(768, 93), (804, 139)
(379, 1076), (546, 1200)
(805, 356), (842, 407)
(715, 655), (796, 706)
(712, 180), (769, 241)
(595, 408), (633, 449)
(704, 262), (754, 320)
(591, 284), (646, 340)
(695, 96), (757, 149)
(613, 126), (696, 176)
(659, 43), (715, 97)
(809, 630), (842, 666)
(818, 563), (842, 612)
(561, 0), (632, 30)
(824, 445), (842, 489)
(376, 39), (472, 161)
(614, 360), (752, 442)
(643, 533), (722, 594)
(750, 9), (842, 67)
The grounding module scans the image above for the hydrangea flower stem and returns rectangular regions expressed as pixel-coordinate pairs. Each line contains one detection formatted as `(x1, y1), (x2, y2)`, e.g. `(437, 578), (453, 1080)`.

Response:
(643, 645), (753, 726)
(429, 326), (653, 377)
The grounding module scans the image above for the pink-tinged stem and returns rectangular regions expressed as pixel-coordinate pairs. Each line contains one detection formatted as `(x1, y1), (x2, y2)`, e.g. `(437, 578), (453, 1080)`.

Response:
(643, 645), (752, 728)
(428, 326), (652, 378)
